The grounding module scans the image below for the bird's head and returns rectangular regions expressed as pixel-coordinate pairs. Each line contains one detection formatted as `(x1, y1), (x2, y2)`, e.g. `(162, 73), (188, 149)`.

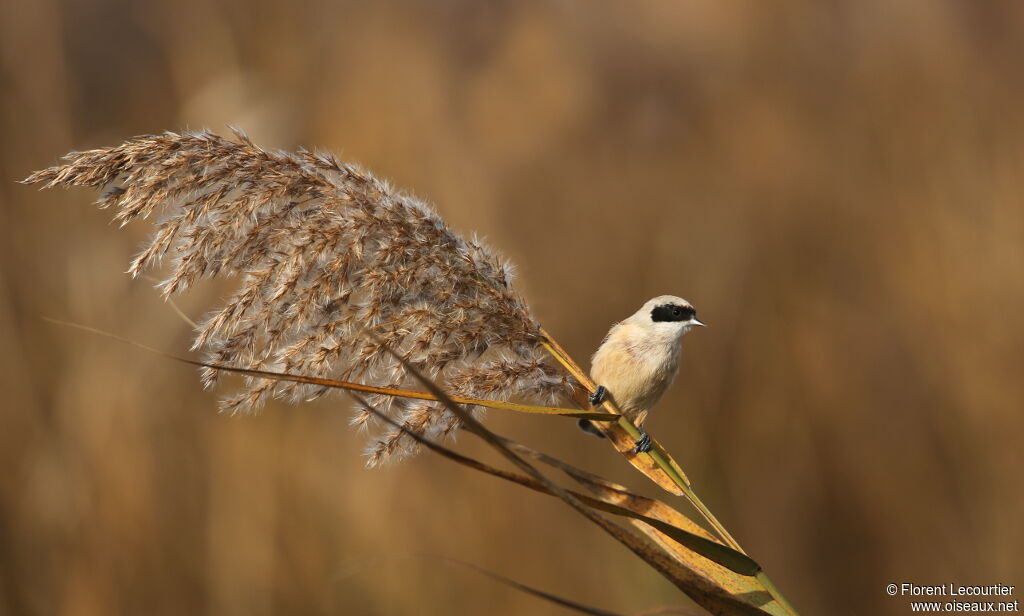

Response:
(635, 295), (705, 338)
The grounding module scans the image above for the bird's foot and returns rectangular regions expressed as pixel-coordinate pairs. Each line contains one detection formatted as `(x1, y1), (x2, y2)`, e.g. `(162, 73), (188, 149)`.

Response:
(589, 385), (607, 407)
(576, 418), (607, 439)
(632, 428), (652, 454)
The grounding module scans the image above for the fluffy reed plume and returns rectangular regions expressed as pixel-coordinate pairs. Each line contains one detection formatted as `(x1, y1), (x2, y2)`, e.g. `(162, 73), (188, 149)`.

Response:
(24, 129), (578, 465)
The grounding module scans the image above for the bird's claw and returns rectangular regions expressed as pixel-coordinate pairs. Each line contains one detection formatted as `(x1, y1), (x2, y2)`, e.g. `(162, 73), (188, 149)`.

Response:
(589, 385), (607, 407)
(632, 429), (652, 454)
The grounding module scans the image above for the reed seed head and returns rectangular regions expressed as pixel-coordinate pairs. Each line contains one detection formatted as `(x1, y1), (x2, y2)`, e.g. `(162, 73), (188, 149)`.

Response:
(25, 129), (576, 465)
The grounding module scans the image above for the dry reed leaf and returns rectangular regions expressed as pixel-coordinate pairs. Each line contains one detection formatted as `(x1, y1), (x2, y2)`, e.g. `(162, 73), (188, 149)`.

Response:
(40, 318), (613, 422)
(373, 342), (780, 616)
(172, 357), (613, 421)
(499, 438), (790, 616)
(347, 392), (755, 576)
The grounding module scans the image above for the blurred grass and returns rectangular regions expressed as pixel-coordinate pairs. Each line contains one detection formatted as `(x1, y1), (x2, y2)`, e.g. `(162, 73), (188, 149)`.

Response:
(2, 1), (1023, 614)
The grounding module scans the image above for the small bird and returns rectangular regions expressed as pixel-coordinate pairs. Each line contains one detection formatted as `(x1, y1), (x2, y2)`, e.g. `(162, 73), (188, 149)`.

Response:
(580, 295), (705, 453)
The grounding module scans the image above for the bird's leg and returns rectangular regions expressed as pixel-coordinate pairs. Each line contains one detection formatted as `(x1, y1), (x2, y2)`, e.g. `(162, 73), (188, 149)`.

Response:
(632, 428), (652, 454)
(630, 410), (652, 453)
(578, 386), (609, 439)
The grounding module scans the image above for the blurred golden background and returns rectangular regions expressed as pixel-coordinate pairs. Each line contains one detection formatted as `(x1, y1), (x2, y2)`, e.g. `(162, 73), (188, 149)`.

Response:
(2, 1), (1023, 614)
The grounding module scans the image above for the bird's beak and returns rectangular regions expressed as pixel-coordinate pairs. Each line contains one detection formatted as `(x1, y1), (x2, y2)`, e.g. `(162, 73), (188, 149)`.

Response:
(690, 318), (706, 327)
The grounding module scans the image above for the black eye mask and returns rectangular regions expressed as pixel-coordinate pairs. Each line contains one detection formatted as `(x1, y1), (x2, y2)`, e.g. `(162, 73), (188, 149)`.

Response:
(651, 304), (695, 323)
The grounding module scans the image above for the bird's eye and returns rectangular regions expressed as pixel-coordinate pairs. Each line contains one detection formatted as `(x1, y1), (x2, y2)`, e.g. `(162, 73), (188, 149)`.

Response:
(652, 303), (695, 322)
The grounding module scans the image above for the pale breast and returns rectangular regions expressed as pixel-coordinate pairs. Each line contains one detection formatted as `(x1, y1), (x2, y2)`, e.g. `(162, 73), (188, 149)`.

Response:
(590, 322), (682, 419)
